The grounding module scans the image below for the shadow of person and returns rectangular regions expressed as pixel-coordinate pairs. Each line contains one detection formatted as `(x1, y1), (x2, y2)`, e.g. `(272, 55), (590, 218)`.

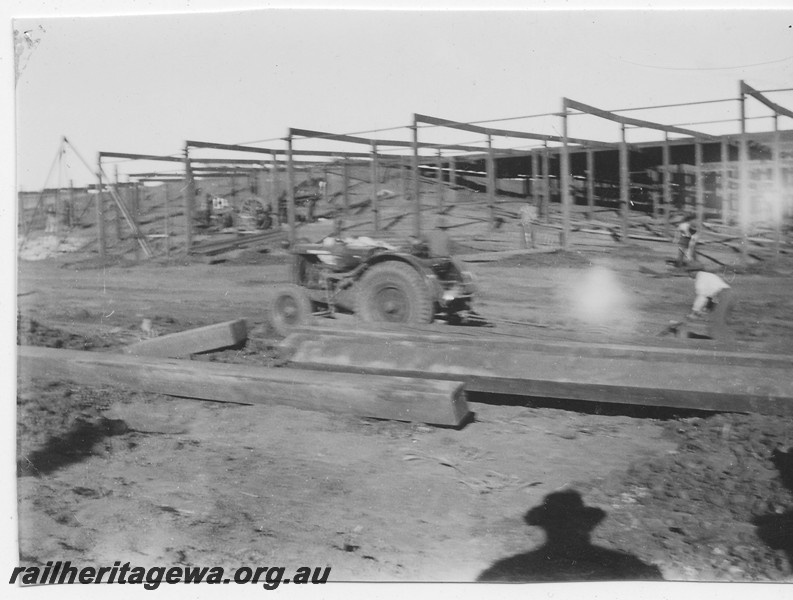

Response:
(477, 489), (663, 582)
(754, 448), (793, 564)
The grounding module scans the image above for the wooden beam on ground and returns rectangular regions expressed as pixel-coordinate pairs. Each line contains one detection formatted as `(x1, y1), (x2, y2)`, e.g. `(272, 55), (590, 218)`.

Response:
(123, 319), (249, 358)
(283, 325), (793, 368)
(18, 346), (470, 427)
(281, 331), (793, 417)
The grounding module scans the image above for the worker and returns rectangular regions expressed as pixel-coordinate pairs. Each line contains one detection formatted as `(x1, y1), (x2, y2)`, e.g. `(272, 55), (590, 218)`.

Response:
(674, 214), (699, 267)
(422, 216), (452, 258)
(519, 200), (539, 249)
(687, 266), (735, 340)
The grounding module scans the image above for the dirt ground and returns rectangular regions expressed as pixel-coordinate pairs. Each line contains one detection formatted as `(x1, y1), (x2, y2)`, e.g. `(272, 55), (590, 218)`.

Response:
(15, 226), (793, 583)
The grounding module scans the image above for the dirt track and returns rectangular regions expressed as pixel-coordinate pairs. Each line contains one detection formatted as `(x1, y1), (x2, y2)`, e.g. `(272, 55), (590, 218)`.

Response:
(15, 236), (793, 582)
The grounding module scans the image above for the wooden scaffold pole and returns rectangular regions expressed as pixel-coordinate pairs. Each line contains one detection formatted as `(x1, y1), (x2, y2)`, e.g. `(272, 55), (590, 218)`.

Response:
(619, 124), (629, 242)
(560, 105), (571, 250)
(586, 148), (595, 221)
(486, 135), (496, 230)
(738, 81), (749, 263)
(662, 135), (672, 235)
(286, 134), (296, 244)
(720, 139), (730, 225)
(183, 144), (195, 252)
(95, 161), (106, 259)
(695, 141), (704, 224)
(371, 141), (379, 231)
(412, 115), (421, 238)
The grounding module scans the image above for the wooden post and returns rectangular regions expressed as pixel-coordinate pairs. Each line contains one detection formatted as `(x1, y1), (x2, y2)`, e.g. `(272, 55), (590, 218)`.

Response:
(649, 170), (659, 220)
(164, 183), (170, 257)
(371, 141), (379, 232)
(322, 166), (328, 205)
(436, 150), (444, 211)
(183, 145), (194, 252)
(541, 144), (550, 223)
(449, 155), (457, 206)
(486, 135), (496, 229)
(271, 152), (280, 208)
(586, 148), (595, 221)
(343, 158), (350, 222)
(67, 180), (75, 228)
(133, 182), (142, 260)
(663, 138), (672, 236)
(720, 140), (729, 225)
(412, 116), (421, 238)
(773, 116), (782, 256)
(619, 124), (629, 242)
(560, 107), (571, 250)
(400, 157), (407, 201)
(531, 151), (540, 208)
(695, 141), (704, 224)
(738, 83), (749, 262)
(96, 165), (106, 259)
(286, 135), (296, 243)
(113, 165), (122, 241)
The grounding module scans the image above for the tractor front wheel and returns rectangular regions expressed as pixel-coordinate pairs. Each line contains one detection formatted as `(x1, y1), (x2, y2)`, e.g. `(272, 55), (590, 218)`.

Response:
(355, 262), (433, 324)
(269, 285), (313, 336)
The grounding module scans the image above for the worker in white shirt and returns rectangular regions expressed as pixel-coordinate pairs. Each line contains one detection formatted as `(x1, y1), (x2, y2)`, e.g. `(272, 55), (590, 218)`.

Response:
(519, 201), (539, 249)
(687, 267), (735, 340)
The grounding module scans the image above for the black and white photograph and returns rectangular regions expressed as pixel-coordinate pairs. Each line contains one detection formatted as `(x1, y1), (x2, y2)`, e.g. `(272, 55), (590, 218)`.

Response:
(7, 0), (793, 595)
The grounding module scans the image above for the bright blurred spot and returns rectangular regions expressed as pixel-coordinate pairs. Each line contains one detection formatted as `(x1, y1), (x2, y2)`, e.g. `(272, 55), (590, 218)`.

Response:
(570, 265), (635, 330)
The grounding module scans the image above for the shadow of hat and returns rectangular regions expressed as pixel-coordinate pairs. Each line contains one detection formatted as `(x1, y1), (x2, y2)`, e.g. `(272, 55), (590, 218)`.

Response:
(525, 490), (605, 529)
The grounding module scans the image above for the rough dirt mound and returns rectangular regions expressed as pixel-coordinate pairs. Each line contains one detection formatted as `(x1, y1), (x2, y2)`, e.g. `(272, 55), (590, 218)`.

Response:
(577, 412), (793, 581)
(17, 317), (115, 351)
(18, 233), (93, 261)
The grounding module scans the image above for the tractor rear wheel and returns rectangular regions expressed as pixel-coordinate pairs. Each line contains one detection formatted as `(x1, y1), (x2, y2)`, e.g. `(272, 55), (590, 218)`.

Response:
(355, 261), (433, 324)
(269, 285), (313, 336)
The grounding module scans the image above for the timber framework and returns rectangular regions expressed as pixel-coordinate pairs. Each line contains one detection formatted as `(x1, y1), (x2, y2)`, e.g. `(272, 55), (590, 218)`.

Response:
(18, 80), (793, 262)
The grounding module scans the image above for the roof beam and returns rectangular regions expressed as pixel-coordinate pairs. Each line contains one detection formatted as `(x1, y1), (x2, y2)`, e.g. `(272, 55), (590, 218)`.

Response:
(564, 98), (716, 140)
(414, 113), (606, 147)
(741, 81), (793, 120)
(289, 127), (486, 153)
(186, 140), (276, 154)
(98, 151), (184, 163)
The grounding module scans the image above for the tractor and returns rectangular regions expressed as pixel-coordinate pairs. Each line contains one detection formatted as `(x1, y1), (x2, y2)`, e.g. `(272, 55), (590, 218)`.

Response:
(268, 236), (477, 335)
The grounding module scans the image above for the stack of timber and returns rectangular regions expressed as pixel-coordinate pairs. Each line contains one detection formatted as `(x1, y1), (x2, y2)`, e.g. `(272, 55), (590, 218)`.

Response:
(281, 324), (793, 417)
(189, 229), (288, 256)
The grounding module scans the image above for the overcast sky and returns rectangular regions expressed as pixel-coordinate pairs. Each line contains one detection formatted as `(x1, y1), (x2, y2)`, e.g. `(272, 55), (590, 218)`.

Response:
(8, 2), (793, 191)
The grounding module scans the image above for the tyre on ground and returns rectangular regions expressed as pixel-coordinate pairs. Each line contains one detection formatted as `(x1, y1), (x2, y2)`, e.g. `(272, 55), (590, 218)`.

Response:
(269, 284), (313, 336)
(355, 261), (433, 324)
